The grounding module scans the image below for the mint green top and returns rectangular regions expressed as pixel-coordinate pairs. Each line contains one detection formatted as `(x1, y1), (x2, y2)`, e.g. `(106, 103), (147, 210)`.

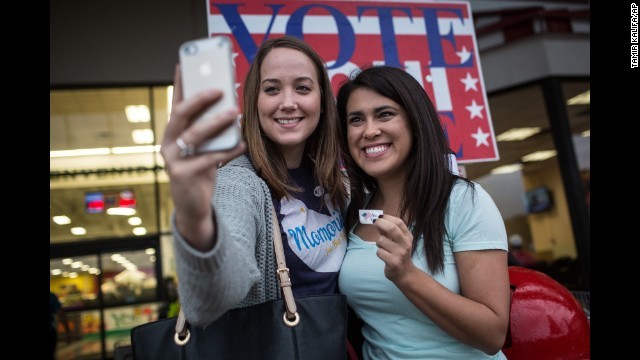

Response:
(339, 181), (508, 359)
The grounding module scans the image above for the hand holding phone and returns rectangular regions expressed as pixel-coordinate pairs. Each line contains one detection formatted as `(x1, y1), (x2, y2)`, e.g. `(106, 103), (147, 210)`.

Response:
(179, 36), (240, 153)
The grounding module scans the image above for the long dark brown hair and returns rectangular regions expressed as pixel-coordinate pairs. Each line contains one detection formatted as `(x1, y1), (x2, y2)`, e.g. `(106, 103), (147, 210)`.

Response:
(241, 36), (347, 210)
(336, 66), (473, 274)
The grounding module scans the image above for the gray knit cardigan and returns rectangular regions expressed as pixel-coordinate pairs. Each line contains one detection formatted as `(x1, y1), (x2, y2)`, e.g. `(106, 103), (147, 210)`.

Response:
(172, 155), (280, 327)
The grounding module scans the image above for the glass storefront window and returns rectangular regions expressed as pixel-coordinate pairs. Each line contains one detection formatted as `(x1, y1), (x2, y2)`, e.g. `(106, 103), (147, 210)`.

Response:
(54, 302), (163, 360)
(563, 80), (590, 209)
(56, 308), (102, 360)
(51, 86), (177, 359)
(51, 255), (100, 310)
(50, 87), (170, 243)
(50, 171), (159, 243)
(50, 88), (159, 193)
(152, 86), (173, 233)
(51, 246), (160, 360)
(104, 302), (162, 358)
(51, 255), (101, 360)
(464, 79), (589, 289)
(101, 249), (158, 306)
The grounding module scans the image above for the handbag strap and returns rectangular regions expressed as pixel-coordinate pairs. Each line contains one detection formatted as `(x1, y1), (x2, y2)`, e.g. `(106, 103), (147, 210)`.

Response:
(170, 205), (300, 341)
(271, 205), (299, 325)
(174, 308), (189, 344)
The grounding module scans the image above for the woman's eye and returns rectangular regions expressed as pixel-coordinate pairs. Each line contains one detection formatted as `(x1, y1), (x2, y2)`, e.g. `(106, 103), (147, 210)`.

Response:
(264, 86), (278, 94)
(297, 85), (312, 92)
(348, 117), (363, 125)
(379, 111), (394, 119)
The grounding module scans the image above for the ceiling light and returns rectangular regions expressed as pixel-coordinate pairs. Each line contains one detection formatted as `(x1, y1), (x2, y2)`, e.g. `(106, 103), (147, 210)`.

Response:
(125, 105), (151, 123)
(51, 269), (62, 275)
(50, 145), (160, 158)
(490, 164), (523, 175)
(496, 127), (542, 142)
(70, 227), (87, 235)
(111, 145), (160, 154)
(521, 150), (557, 162)
(50, 148), (110, 158)
(145, 248), (156, 255)
(53, 215), (71, 225)
(581, 129), (590, 137)
(566, 90), (590, 105)
(107, 207), (137, 216)
(128, 217), (142, 226)
(133, 227), (147, 236)
(131, 129), (155, 144)
(62, 258), (73, 265)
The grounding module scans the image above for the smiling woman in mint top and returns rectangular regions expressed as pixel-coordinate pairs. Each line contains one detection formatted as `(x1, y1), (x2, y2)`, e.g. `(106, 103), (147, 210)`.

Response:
(336, 66), (510, 360)
(160, 35), (348, 327)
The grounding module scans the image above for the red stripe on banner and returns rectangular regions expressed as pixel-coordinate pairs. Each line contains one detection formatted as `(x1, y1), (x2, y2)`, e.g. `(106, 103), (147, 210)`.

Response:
(210, 0), (497, 163)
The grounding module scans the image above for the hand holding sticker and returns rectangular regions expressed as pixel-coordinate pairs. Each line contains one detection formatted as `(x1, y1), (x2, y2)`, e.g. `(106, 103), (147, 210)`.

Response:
(359, 209), (383, 224)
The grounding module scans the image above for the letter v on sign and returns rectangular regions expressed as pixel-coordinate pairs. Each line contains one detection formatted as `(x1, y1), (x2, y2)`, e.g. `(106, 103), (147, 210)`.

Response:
(214, 4), (284, 63)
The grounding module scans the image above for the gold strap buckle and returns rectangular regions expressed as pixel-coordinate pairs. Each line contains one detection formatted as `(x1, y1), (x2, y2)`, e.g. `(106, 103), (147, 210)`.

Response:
(277, 268), (291, 285)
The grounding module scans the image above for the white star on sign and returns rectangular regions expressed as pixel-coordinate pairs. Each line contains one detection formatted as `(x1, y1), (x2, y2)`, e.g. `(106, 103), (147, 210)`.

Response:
(232, 52), (239, 67)
(471, 127), (490, 147)
(465, 100), (484, 119)
(456, 46), (471, 64)
(460, 72), (479, 92)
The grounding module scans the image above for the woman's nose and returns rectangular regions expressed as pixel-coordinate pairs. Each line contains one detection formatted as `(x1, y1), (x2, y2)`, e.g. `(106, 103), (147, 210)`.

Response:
(362, 122), (381, 139)
(279, 91), (298, 110)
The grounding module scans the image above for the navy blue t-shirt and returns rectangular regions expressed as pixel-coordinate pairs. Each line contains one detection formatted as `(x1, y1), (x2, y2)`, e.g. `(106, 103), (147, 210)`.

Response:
(272, 159), (346, 297)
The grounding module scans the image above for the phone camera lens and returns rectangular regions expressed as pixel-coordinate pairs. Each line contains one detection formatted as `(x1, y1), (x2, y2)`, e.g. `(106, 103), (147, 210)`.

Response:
(184, 44), (198, 56)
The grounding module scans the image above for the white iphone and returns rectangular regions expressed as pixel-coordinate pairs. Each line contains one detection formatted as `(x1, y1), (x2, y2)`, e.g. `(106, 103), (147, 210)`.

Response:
(179, 36), (240, 152)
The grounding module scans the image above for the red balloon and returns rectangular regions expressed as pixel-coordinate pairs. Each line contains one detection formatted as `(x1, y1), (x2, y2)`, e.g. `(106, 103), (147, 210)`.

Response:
(502, 266), (590, 360)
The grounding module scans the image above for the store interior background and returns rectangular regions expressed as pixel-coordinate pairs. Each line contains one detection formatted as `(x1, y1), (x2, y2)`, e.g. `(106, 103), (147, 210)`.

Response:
(50, 0), (589, 359)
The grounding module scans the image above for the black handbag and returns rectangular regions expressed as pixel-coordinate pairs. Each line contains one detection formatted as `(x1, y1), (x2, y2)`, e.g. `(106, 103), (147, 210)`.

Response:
(131, 294), (347, 359)
(130, 206), (348, 359)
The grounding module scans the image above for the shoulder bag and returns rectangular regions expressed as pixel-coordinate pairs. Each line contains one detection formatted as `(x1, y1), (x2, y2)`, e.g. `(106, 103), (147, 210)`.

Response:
(130, 206), (349, 359)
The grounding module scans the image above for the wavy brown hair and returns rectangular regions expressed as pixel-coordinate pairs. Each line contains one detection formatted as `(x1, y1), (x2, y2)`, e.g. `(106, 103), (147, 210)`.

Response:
(336, 66), (473, 274)
(241, 36), (347, 210)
